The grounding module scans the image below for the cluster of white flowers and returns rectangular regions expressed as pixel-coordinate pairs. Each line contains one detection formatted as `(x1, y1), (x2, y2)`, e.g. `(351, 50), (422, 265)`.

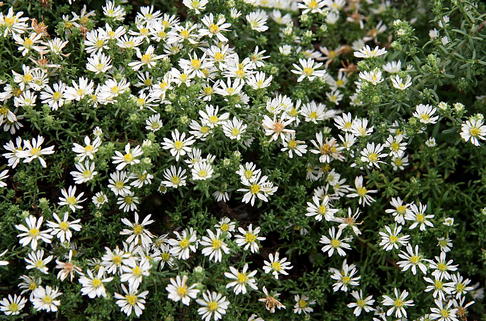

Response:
(0, 0), (483, 320)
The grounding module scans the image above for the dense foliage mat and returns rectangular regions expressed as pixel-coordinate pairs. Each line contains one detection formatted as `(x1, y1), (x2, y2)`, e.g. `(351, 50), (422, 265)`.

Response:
(0, 0), (485, 320)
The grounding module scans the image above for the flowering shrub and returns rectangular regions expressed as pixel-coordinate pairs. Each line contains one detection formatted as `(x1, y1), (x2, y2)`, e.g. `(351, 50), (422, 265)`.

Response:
(0, 0), (485, 320)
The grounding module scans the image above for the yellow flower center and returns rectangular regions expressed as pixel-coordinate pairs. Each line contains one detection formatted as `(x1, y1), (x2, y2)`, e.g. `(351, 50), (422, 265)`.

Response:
(125, 294), (137, 306)
(211, 239), (222, 249)
(174, 141), (184, 150)
(42, 295), (53, 305)
(133, 224), (143, 235)
(92, 278), (102, 288)
(112, 255), (122, 265)
(271, 261), (282, 271)
(177, 285), (188, 296)
(250, 184), (261, 194)
(469, 127), (480, 137)
(356, 186), (368, 197)
(179, 239), (190, 248)
(303, 67), (314, 76)
(8, 302), (20, 312)
(245, 233), (256, 243)
(29, 228), (40, 237)
(66, 196), (77, 205)
(59, 221), (70, 231)
(237, 272), (248, 283)
(141, 54), (152, 64)
(330, 239), (341, 248)
(132, 266), (142, 277)
(410, 255), (421, 264)
(207, 301), (218, 311)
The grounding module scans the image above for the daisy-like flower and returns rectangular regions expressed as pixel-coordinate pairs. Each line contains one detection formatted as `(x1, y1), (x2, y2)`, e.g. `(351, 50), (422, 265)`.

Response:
(359, 142), (387, 168)
(161, 165), (187, 188)
(413, 104), (439, 124)
(261, 115), (295, 142)
(222, 117), (247, 141)
(65, 77), (94, 102)
(224, 264), (258, 295)
(79, 267), (113, 298)
(424, 275), (455, 301)
(429, 252), (458, 280)
(405, 202), (434, 230)
(382, 288), (414, 318)
(234, 224), (265, 253)
(58, 185), (86, 212)
(192, 161), (214, 181)
(329, 259), (360, 292)
(258, 286), (285, 313)
(215, 217), (236, 236)
(246, 10), (268, 32)
(120, 213), (155, 247)
(15, 215), (52, 250)
(114, 285), (149, 317)
(166, 275), (199, 305)
(145, 113), (163, 132)
(55, 251), (83, 282)
(430, 299), (459, 321)
(197, 291), (230, 321)
(237, 172), (278, 206)
(112, 143), (143, 170)
(319, 227), (352, 257)
(385, 197), (411, 225)
(310, 133), (344, 163)
(298, 0), (326, 14)
(247, 71), (273, 90)
(347, 290), (375, 316)
(161, 129), (196, 161)
(347, 176), (377, 206)
(120, 257), (151, 290)
(378, 225), (410, 251)
(72, 136), (102, 161)
(71, 160), (98, 184)
(397, 244), (428, 275)
(117, 192), (140, 213)
(200, 229), (230, 263)
(354, 45), (387, 58)
(168, 228), (198, 260)
(460, 118), (486, 146)
(182, 0), (209, 13)
(128, 45), (164, 71)
(359, 69), (384, 85)
(293, 295), (315, 315)
(25, 250), (53, 274)
(306, 195), (339, 222)
(40, 82), (67, 111)
(281, 133), (307, 158)
(86, 52), (112, 74)
(391, 75), (412, 90)
(263, 252), (293, 279)
(32, 286), (62, 312)
(200, 13), (231, 42)
(102, 246), (131, 275)
(46, 212), (82, 243)
(291, 58), (327, 82)
(0, 294), (27, 315)
(20, 135), (55, 168)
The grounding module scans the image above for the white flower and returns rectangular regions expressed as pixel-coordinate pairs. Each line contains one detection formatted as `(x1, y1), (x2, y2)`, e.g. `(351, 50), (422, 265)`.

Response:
(114, 285), (149, 317)
(359, 142), (387, 168)
(72, 136), (101, 161)
(405, 202), (434, 230)
(101, 246), (131, 275)
(391, 75), (412, 90)
(347, 290), (375, 316)
(25, 250), (53, 274)
(58, 185), (86, 212)
(354, 45), (387, 58)
(293, 294), (315, 314)
(378, 225), (409, 251)
(168, 228), (198, 260)
(382, 288), (414, 318)
(424, 275), (455, 301)
(460, 118), (486, 146)
(145, 113), (163, 132)
(46, 212), (82, 243)
(397, 244), (428, 275)
(120, 213), (154, 247)
(306, 195), (339, 222)
(199, 229), (229, 262)
(86, 52), (112, 74)
(237, 172), (277, 206)
(430, 299), (459, 321)
(0, 294), (27, 315)
(234, 224), (265, 253)
(359, 69), (384, 85)
(20, 135), (55, 168)
(329, 259), (360, 292)
(413, 104), (439, 124)
(196, 291), (230, 321)
(32, 286), (62, 312)
(182, 0), (208, 13)
(192, 161), (214, 181)
(222, 117), (247, 140)
(161, 165), (187, 188)
(291, 58), (327, 82)
(70, 160), (98, 184)
(112, 143), (143, 170)
(79, 267), (113, 298)
(120, 257), (151, 290)
(347, 176), (377, 206)
(161, 129), (196, 161)
(15, 215), (53, 250)
(166, 275), (199, 305)
(262, 115), (295, 142)
(429, 252), (458, 280)
(128, 45), (164, 70)
(263, 252), (293, 279)
(224, 264), (258, 295)
(319, 226), (352, 257)
(246, 10), (268, 32)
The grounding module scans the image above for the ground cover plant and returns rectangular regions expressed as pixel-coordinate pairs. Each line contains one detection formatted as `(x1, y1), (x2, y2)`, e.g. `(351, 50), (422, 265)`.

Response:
(0, 0), (485, 320)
